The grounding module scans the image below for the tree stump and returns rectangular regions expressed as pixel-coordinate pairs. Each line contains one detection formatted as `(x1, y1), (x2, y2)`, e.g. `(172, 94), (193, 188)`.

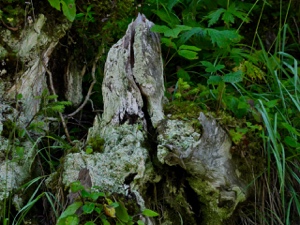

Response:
(63, 14), (247, 225)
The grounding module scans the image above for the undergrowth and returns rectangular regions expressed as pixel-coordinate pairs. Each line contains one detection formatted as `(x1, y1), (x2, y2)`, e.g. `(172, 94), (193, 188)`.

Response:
(1, 0), (299, 224)
(145, 0), (300, 224)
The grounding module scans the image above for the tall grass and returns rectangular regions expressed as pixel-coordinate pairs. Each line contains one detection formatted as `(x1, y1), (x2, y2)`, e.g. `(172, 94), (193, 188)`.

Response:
(241, 3), (300, 222)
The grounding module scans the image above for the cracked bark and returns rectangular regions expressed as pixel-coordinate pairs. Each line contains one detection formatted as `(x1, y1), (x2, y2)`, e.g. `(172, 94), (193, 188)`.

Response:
(87, 14), (247, 225)
(101, 13), (165, 128)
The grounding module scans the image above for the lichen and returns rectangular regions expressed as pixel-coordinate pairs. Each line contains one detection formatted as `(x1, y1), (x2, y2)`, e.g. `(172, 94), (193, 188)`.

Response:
(0, 104), (37, 211)
(63, 122), (154, 195)
(157, 119), (200, 165)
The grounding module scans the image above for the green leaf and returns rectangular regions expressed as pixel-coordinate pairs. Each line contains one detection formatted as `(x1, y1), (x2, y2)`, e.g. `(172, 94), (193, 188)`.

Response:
(201, 61), (224, 73)
(164, 25), (191, 38)
(70, 181), (85, 192)
(153, 9), (180, 27)
(58, 202), (82, 220)
(214, 64), (226, 71)
(89, 192), (105, 201)
(229, 4), (250, 23)
(17, 93), (23, 100)
(201, 61), (214, 69)
(205, 29), (240, 48)
(284, 136), (300, 148)
(264, 99), (278, 108)
(161, 38), (177, 49)
(237, 100), (249, 110)
(177, 68), (190, 81)
(222, 10), (235, 25)
(65, 215), (79, 225)
(82, 202), (95, 214)
(223, 70), (243, 83)
(61, 0), (76, 22)
(178, 27), (205, 44)
(84, 222), (96, 225)
(229, 128), (247, 144)
(95, 206), (103, 214)
(179, 45), (201, 52)
(18, 129), (26, 138)
(150, 25), (171, 33)
(75, 13), (85, 19)
(178, 49), (198, 60)
(115, 201), (130, 222)
(167, 0), (180, 11)
(101, 218), (110, 225)
(81, 190), (90, 198)
(47, 0), (61, 11)
(206, 8), (226, 27)
(281, 123), (300, 136)
(137, 220), (145, 225)
(109, 202), (119, 208)
(207, 76), (223, 85)
(142, 209), (159, 217)
(16, 146), (24, 158)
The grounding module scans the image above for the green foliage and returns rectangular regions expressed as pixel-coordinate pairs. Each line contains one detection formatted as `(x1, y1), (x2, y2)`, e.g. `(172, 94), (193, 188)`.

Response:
(0, 0), (26, 29)
(47, 0), (76, 21)
(34, 89), (72, 117)
(147, 0), (300, 223)
(205, 3), (250, 28)
(1, 0), (300, 224)
(56, 181), (158, 225)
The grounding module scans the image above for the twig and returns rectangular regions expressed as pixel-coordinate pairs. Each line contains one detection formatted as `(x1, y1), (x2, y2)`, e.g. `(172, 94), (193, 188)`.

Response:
(67, 53), (101, 117)
(41, 59), (73, 144)
(1, 19), (19, 31)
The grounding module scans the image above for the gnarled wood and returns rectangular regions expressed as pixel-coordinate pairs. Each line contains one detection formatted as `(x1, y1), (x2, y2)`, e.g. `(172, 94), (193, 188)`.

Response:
(102, 13), (164, 128)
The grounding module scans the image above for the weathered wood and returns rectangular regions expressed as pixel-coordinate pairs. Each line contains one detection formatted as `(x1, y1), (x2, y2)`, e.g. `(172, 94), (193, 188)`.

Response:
(60, 14), (247, 225)
(3, 14), (70, 120)
(0, 14), (70, 212)
(64, 56), (84, 106)
(157, 113), (246, 225)
(102, 13), (164, 128)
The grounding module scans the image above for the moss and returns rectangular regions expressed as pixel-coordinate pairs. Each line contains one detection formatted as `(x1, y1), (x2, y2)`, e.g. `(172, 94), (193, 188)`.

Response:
(188, 178), (229, 225)
(164, 100), (203, 132)
(68, 146), (81, 154)
(87, 136), (105, 153)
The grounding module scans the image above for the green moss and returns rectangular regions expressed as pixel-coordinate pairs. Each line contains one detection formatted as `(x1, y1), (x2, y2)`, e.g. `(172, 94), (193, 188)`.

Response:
(87, 136), (105, 153)
(188, 178), (229, 225)
(164, 100), (202, 132)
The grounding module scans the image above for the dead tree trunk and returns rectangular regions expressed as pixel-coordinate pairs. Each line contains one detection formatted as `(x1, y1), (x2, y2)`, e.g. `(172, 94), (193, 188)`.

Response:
(0, 11), (247, 224)
(62, 14), (247, 225)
